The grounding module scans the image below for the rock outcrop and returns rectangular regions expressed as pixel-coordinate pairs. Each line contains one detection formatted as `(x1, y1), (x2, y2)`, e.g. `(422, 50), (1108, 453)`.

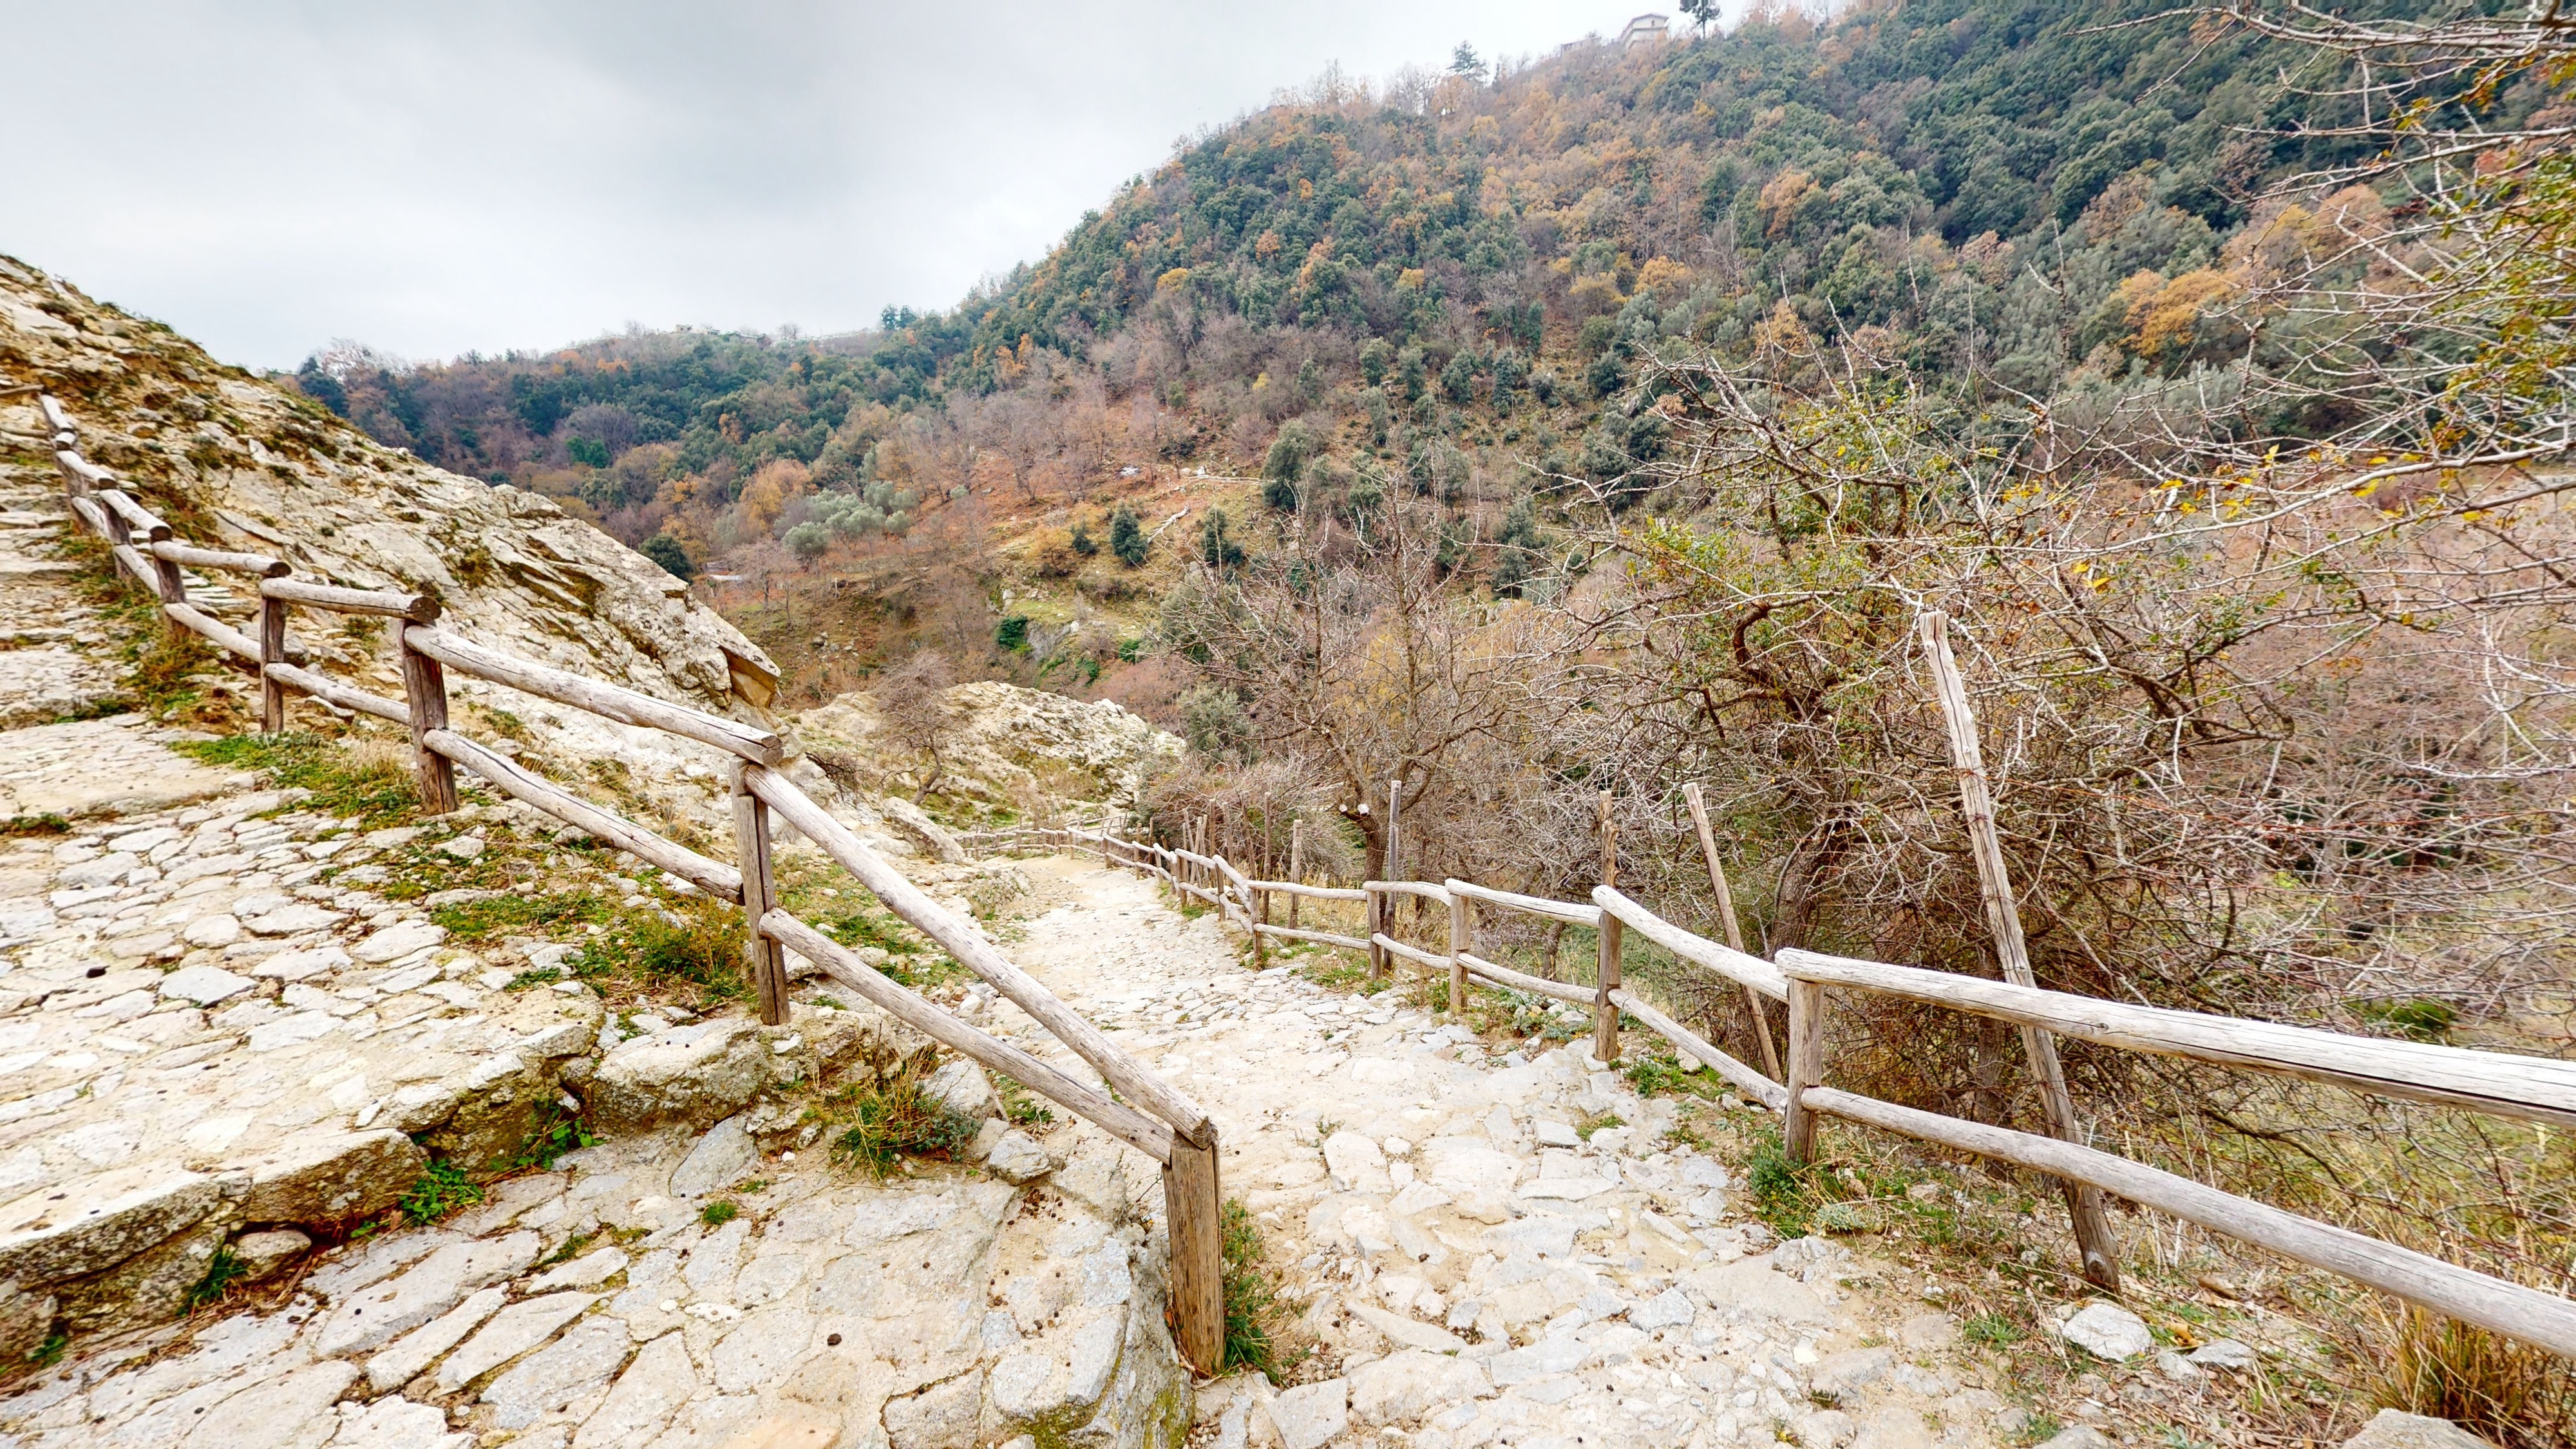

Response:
(795, 679), (1180, 825)
(0, 252), (779, 722)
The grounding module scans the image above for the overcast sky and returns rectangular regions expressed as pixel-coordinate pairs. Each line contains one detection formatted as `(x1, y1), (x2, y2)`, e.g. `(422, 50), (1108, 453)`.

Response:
(1, 2), (1690, 372)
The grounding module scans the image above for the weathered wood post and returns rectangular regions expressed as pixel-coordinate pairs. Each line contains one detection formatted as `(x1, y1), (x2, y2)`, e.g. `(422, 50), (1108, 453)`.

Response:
(1683, 782), (1783, 1080)
(394, 624), (459, 815)
(92, 489), (134, 582)
(1783, 977), (1826, 1164)
(1447, 888), (1472, 1025)
(731, 762), (791, 1026)
(258, 591), (289, 732)
(1593, 791), (1621, 1062)
(1917, 611), (2122, 1292)
(1162, 1125), (1226, 1373)
(1366, 884), (1387, 982)
(1287, 819), (1302, 931)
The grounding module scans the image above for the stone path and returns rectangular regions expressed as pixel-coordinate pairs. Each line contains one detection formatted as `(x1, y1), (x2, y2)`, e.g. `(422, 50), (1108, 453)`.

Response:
(0, 462), (119, 732)
(998, 860), (2018, 1449)
(0, 806), (2189, 1449)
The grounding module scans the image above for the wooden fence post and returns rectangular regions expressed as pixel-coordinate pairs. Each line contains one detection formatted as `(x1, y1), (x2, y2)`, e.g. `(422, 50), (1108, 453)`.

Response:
(395, 625), (459, 815)
(1163, 1128), (1226, 1374)
(1593, 908), (1624, 1064)
(258, 593), (289, 732)
(1593, 791), (1620, 1062)
(1447, 890), (1472, 1024)
(732, 762), (790, 1026)
(1918, 611), (2122, 1292)
(93, 491), (133, 582)
(1683, 782), (1783, 1081)
(146, 545), (187, 642)
(1783, 978), (1826, 1164)
(1386, 779), (1403, 882)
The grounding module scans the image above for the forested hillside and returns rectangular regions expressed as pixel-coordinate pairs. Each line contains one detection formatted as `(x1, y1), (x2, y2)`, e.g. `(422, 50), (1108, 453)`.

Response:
(296, 0), (2472, 591)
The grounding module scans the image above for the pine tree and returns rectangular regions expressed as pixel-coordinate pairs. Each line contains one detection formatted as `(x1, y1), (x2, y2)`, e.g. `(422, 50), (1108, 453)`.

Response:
(1110, 506), (1148, 567)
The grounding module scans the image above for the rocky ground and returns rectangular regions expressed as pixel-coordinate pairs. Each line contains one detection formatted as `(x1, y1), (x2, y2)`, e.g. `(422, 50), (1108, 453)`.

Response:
(0, 743), (2286, 1449)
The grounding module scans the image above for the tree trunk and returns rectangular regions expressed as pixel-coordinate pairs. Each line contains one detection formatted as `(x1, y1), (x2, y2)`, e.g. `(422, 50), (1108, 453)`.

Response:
(1767, 817), (1844, 953)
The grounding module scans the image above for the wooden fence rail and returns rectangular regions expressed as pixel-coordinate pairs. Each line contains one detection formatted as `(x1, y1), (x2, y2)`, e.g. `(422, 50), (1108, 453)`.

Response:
(1048, 810), (2576, 1359)
(39, 395), (1230, 1372)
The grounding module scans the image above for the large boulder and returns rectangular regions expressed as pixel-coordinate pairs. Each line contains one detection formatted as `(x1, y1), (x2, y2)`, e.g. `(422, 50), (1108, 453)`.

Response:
(581, 1021), (781, 1135)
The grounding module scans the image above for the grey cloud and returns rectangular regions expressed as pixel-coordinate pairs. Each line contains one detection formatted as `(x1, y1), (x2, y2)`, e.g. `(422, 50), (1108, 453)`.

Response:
(1, 1), (1670, 368)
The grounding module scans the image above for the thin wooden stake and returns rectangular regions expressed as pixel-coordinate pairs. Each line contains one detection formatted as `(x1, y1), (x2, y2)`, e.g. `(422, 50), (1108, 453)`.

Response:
(1387, 779), (1403, 880)
(1918, 611), (2122, 1292)
(1683, 782), (1783, 1081)
(1597, 790), (1616, 887)
(396, 625), (459, 815)
(1447, 889), (1472, 1025)
(1164, 1129), (1226, 1373)
(1288, 819), (1303, 931)
(732, 762), (790, 1026)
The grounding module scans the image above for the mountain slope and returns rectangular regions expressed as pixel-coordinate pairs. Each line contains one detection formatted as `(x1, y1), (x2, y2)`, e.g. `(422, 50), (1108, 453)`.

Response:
(0, 254), (779, 715)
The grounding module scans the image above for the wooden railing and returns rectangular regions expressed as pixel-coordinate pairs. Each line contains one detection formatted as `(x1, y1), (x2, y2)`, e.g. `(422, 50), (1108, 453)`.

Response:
(1001, 802), (2576, 1358)
(38, 396), (1231, 1370)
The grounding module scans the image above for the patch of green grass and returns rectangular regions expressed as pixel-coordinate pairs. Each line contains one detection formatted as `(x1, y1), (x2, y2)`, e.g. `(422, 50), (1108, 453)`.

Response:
(994, 1074), (1054, 1128)
(1220, 1198), (1298, 1378)
(508, 1108), (595, 1174)
(825, 1069), (980, 1179)
(1964, 1311), (2026, 1347)
(48, 696), (136, 724)
(505, 967), (563, 992)
(175, 733), (419, 825)
(431, 889), (614, 943)
(700, 1200), (740, 1227)
(1472, 987), (1582, 1045)
(1294, 955), (1375, 994)
(27, 1330), (66, 1369)
(538, 1230), (598, 1268)
(1622, 1050), (1723, 1100)
(182, 1246), (248, 1314)
(572, 900), (750, 1005)
(399, 1157), (486, 1225)
(1575, 1113), (1625, 1141)
(1746, 1134), (1824, 1237)
(0, 813), (68, 837)
(126, 623), (226, 723)
(2355, 998), (2460, 1042)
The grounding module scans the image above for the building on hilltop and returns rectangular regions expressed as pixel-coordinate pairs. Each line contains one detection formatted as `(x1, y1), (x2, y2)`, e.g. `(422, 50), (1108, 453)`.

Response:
(1618, 14), (1671, 47)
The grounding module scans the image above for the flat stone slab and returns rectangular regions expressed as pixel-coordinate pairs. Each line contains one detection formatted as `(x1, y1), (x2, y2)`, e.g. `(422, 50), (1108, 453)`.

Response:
(0, 719), (252, 821)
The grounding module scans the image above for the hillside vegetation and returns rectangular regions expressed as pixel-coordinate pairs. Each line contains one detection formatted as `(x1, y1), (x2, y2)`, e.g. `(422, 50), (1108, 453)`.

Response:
(275, 0), (2576, 1437)
(298, 0), (2459, 600)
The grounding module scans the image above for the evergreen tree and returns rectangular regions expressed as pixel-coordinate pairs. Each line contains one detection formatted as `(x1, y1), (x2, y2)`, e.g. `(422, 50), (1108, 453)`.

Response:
(1200, 509), (1246, 571)
(1110, 506), (1148, 567)
(639, 534), (696, 580)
